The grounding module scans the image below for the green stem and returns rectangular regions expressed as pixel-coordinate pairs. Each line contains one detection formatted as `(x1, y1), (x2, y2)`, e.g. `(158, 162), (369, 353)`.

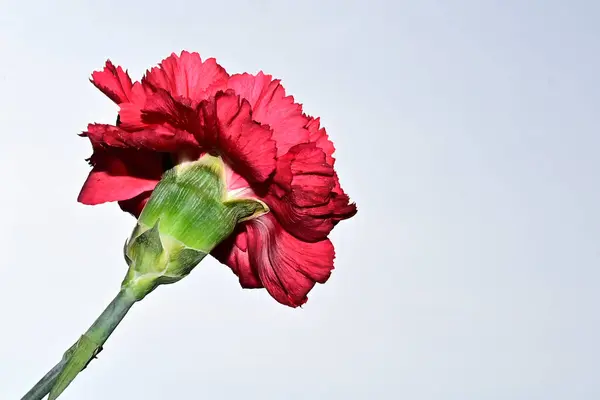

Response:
(20, 288), (138, 400)
(19, 361), (65, 400)
(84, 288), (137, 345)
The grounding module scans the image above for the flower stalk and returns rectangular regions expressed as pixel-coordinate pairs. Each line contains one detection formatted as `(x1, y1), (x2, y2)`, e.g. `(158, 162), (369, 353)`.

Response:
(20, 288), (136, 400)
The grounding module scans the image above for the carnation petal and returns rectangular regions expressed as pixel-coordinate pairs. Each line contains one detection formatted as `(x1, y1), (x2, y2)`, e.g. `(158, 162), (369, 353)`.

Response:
(245, 214), (335, 307)
(209, 91), (277, 183)
(118, 191), (152, 218)
(266, 143), (356, 242)
(90, 60), (136, 104)
(82, 123), (199, 153)
(77, 149), (163, 205)
(213, 214), (335, 307)
(143, 51), (229, 103)
(227, 73), (310, 156)
(305, 116), (336, 165)
(119, 88), (277, 184)
(212, 230), (263, 289)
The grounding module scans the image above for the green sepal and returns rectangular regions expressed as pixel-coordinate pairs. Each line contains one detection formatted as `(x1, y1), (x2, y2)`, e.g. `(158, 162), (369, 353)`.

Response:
(224, 198), (271, 222)
(124, 222), (167, 275)
(122, 222), (207, 300)
(137, 154), (268, 251)
(121, 154), (267, 300)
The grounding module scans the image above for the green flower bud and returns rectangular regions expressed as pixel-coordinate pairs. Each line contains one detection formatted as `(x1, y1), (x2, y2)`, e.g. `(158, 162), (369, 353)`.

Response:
(121, 154), (268, 300)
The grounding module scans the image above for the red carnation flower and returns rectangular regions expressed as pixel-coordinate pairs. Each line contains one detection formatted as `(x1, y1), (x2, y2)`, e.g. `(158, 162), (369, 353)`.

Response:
(78, 51), (357, 307)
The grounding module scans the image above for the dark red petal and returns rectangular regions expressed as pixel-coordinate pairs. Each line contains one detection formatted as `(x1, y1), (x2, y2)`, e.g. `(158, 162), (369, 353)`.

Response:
(118, 191), (152, 218)
(272, 143), (334, 205)
(212, 213), (336, 307)
(245, 214), (335, 308)
(142, 51), (229, 103)
(331, 174), (358, 221)
(139, 89), (277, 183)
(266, 143), (356, 242)
(305, 116), (336, 165)
(212, 230), (263, 289)
(77, 149), (163, 205)
(210, 91), (277, 182)
(117, 88), (206, 154)
(90, 60), (135, 104)
(117, 88), (184, 132)
(82, 123), (199, 152)
(227, 72), (309, 156)
(139, 89), (204, 133)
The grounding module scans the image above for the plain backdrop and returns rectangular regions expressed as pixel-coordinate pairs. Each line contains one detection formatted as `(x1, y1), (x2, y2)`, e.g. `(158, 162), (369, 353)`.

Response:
(1, 1), (599, 399)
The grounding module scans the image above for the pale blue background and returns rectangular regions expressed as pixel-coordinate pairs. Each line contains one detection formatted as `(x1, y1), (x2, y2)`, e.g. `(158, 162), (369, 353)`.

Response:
(1, 1), (599, 399)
